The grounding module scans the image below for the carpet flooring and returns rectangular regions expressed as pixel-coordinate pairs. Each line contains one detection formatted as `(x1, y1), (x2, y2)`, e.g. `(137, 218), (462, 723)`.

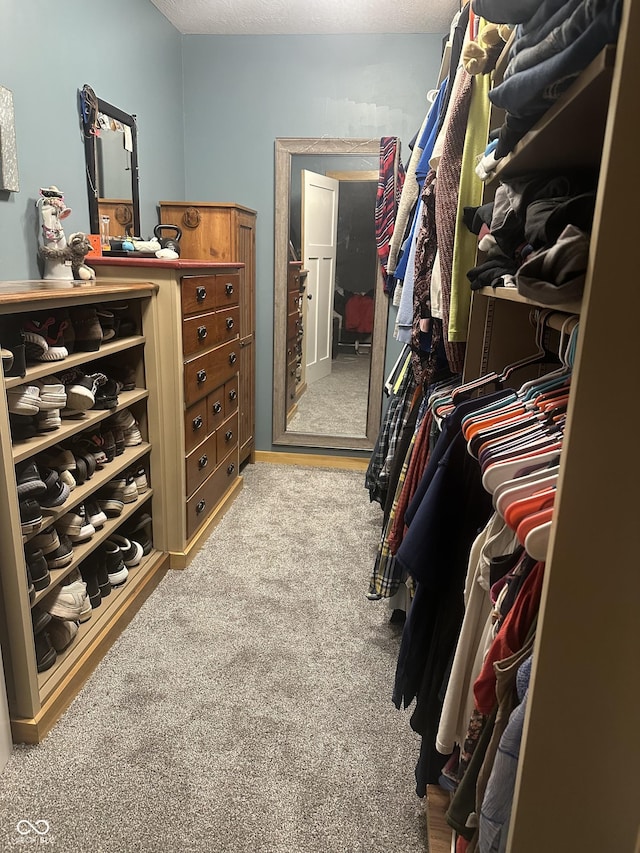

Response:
(288, 352), (370, 437)
(0, 463), (427, 853)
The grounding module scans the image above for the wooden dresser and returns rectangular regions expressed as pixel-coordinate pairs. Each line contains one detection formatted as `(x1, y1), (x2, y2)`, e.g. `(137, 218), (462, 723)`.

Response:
(92, 258), (244, 567)
(158, 202), (256, 465)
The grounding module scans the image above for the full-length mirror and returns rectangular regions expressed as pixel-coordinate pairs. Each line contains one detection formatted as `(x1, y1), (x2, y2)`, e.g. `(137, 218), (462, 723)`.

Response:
(80, 85), (140, 238)
(273, 138), (389, 451)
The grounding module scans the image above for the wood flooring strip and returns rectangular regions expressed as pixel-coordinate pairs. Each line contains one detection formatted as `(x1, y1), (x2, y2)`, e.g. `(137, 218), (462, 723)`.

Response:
(426, 785), (454, 853)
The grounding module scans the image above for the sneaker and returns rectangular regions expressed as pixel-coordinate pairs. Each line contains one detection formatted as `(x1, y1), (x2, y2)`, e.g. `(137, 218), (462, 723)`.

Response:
(99, 430), (117, 462)
(1, 324), (26, 378)
(103, 541), (128, 587)
(1, 346), (13, 374)
(34, 631), (57, 672)
(25, 546), (50, 591)
(47, 619), (78, 652)
(9, 413), (37, 440)
(109, 534), (143, 567)
(85, 499), (107, 529)
(69, 306), (102, 352)
(46, 584), (86, 622)
(31, 604), (52, 635)
(20, 499), (43, 534)
(102, 475), (137, 504)
(131, 466), (149, 494)
(106, 409), (136, 431)
(122, 512), (153, 555)
(38, 445), (76, 473)
(123, 422), (143, 446)
(111, 427), (125, 456)
(45, 534), (74, 570)
(96, 306), (116, 342)
(31, 526), (60, 555)
(15, 460), (47, 499)
(39, 470), (70, 508)
(60, 369), (107, 411)
(80, 559), (102, 609)
(36, 408), (62, 431)
(26, 565), (36, 604)
(24, 314), (68, 361)
(35, 376), (67, 409)
(7, 384), (41, 416)
(57, 505), (95, 543)
(95, 552), (112, 598)
(92, 378), (120, 410)
(104, 363), (136, 391)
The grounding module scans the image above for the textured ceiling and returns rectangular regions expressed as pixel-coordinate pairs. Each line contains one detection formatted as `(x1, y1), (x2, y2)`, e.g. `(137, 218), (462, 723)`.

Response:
(148, 0), (459, 35)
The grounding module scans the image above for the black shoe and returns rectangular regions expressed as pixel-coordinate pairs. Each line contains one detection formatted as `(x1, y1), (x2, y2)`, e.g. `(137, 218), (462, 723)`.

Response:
(95, 551), (112, 598)
(31, 604), (52, 635)
(123, 512), (153, 555)
(34, 631), (56, 673)
(80, 559), (102, 609)
(26, 565), (36, 604)
(69, 306), (102, 352)
(9, 413), (36, 440)
(92, 378), (120, 410)
(25, 546), (50, 591)
(20, 499), (43, 534)
(15, 460), (47, 499)
(39, 468), (70, 508)
(45, 534), (74, 570)
(0, 323), (27, 378)
(102, 541), (128, 587)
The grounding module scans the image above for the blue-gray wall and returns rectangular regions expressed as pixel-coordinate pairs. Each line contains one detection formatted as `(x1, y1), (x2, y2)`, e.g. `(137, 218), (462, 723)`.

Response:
(0, 0), (184, 280)
(1, 14), (443, 452)
(181, 34), (444, 451)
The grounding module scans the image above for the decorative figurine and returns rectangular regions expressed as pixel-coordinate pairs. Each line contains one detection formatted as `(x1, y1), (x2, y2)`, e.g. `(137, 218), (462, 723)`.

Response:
(36, 186), (95, 280)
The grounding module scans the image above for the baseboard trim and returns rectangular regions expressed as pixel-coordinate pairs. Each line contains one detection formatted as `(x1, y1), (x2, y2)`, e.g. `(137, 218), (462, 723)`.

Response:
(255, 451), (369, 472)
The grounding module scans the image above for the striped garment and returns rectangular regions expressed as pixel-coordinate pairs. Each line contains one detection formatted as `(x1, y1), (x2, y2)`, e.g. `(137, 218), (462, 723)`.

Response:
(375, 137), (405, 294)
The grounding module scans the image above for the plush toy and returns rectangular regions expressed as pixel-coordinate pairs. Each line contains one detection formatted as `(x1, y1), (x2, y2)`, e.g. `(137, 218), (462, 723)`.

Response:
(67, 232), (96, 280)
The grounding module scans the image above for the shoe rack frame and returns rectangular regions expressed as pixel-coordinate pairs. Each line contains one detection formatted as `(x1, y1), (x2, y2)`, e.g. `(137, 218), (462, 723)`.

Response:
(0, 279), (170, 744)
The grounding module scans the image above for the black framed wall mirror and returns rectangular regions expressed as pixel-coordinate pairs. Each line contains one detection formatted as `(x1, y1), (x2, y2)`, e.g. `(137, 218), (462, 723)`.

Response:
(273, 138), (389, 452)
(80, 84), (140, 239)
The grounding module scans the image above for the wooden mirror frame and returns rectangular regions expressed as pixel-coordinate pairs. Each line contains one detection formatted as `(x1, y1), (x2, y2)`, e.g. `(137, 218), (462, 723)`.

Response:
(273, 138), (389, 451)
(82, 95), (141, 238)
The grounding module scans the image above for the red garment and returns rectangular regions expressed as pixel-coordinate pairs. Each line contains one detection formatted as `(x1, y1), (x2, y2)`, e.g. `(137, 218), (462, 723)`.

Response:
(473, 561), (545, 715)
(344, 293), (374, 333)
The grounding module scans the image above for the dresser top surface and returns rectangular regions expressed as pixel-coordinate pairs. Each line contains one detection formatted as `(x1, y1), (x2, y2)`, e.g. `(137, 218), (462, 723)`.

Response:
(0, 279), (157, 306)
(158, 201), (257, 215)
(91, 257), (244, 270)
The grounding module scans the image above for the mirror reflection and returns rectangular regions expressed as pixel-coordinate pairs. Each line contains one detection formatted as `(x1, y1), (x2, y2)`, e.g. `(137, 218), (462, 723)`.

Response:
(80, 85), (140, 238)
(273, 139), (389, 452)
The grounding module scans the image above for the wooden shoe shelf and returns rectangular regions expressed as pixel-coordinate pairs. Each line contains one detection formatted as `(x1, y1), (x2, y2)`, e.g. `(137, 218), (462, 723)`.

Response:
(0, 279), (170, 744)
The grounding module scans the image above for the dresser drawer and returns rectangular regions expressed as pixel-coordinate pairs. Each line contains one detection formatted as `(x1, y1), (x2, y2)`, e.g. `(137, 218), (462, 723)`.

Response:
(287, 290), (300, 315)
(207, 384), (226, 430)
(225, 376), (238, 417)
(184, 398), (210, 454)
(286, 358), (297, 405)
(287, 311), (300, 341)
(181, 274), (240, 316)
(288, 268), (301, 293)
(186, 448), (238, 540)
(182, 306), (240, 357)
(185, 432), (217, 498)
(216, 412), (238, 462)
(184, 340), (239, 406)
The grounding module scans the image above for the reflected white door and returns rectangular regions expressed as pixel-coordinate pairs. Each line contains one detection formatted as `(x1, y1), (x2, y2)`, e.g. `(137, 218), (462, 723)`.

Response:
(302, 170), (339, 385)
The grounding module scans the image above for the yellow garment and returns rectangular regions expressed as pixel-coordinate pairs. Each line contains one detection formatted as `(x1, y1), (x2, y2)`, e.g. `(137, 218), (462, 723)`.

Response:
(448, 68), (491, 343)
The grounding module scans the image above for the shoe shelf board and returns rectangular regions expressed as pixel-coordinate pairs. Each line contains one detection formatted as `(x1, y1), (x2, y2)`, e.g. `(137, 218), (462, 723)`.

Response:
(33, 491), (153, 607)
(0, 280), (157, 309)
(3, 335), (146, 390)
(15, 548), (169, 744)
(11, 389), (149, 464)
(23, 442), (151, 545)
(475, 286), (582, 316)
(489, 45), (616, 182)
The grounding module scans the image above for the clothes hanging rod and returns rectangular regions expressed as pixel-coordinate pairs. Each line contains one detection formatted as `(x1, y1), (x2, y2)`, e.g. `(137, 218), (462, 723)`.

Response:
(530, 308), (580, 333)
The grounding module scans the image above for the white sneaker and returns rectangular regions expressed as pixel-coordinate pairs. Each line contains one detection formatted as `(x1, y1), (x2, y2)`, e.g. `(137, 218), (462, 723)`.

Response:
(47, 587), (85, 621)
(7, 384), (41, 415)
(35, 376), (67, 410)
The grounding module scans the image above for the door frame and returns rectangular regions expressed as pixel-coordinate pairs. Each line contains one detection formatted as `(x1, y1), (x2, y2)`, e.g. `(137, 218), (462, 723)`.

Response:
(273, 137), (389, 451)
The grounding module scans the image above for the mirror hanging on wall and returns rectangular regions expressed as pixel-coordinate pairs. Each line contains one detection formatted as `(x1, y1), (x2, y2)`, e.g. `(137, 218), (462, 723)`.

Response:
(79, 84), (140, 239)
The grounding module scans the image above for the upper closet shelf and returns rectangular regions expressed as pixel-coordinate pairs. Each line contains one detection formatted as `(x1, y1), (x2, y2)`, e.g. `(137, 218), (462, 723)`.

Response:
(476, 286), (582, 316)
(490, 45), (616, 182)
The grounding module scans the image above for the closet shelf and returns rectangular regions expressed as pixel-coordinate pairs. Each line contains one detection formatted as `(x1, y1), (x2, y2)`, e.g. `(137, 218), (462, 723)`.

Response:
(490, 45), (616, 182)
(4, 335), (146, 389)
(12, 388), (148, 464)
(33, 490), (153, 606)
(0, 280), (157, 307)
(23, 442), (151, 544)
(476, 286), (582, 316)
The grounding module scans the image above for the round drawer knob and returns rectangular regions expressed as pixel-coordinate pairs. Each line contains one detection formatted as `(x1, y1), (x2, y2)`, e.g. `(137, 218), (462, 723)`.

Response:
(225, 282), (234, 296)
(192, 415), (203, 431)
(198, 454), (208, 469)
(225, 430), (233, 442)
(196, 286), (207, 302)
(229, 389), (237, 401)
(213, 401), (222, 414)
(226, 317), (234, 330)
(229, 352), (237, 365)
(227, 463), (235, 475)
(197, 369), (207, 384)
(197, 325), (208, 340)
(196, 499), (206, 514)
